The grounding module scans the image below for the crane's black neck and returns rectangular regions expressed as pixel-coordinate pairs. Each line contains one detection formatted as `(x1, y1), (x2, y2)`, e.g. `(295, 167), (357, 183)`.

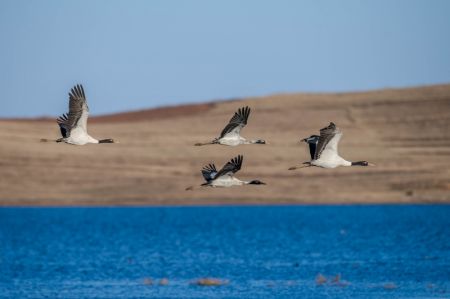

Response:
(351, 161), (368, 166)
(248, 180), (266, 185)
(99, 138), (114, 143)
(253, 139), (266, 144)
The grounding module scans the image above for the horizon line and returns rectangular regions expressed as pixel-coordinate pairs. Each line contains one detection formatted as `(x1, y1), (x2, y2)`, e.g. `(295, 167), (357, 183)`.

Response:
(2, 82), (449, 121)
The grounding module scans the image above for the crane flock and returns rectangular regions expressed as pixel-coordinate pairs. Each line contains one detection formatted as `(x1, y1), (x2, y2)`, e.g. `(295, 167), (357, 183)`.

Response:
(42, 84), (374, 189)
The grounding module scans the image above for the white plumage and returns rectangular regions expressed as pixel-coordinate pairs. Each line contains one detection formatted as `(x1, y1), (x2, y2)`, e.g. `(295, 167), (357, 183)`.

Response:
(187, 155), (266, 189)
(195, 106), (266, 146)
(290, 122), (374, 170)
(52, 84), (114, 145)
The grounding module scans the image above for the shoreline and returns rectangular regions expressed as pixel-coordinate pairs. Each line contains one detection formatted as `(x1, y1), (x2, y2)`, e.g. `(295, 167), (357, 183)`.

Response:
(1, 198), (449, 207)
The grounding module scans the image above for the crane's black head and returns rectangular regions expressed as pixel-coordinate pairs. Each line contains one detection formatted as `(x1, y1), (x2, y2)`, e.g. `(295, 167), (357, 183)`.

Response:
(99, 138), (115, 143)
(249, 180), (266, 185)
(302, 135), (320, 143)
(351, 161), (375, 166)
(255, 139), (266, 144)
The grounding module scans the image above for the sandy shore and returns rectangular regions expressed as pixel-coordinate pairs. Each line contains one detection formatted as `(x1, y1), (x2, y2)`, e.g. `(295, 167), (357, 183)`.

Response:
(1, 84), (449, 206)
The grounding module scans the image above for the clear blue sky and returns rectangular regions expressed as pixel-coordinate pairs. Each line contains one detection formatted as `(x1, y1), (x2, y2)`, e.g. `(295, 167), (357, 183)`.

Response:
(1, 0), (449, 117)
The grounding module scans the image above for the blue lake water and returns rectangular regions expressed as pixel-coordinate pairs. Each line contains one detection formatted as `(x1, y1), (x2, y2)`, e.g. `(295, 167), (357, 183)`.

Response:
(0, 205), (449, 298)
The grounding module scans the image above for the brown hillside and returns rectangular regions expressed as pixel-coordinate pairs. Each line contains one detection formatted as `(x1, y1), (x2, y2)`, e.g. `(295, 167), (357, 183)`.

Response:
(0, 84), (449, 205)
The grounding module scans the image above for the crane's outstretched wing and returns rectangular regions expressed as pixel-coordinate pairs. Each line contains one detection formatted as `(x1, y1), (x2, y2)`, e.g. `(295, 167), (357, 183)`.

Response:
(56, 113), (70, 138)
(57, 84), (89, 137)
(201, 163), (218, 182)
(213, 155), (243, 179)
(219, 106), (251, 138)
(314, 122), (342, 160)
(303, 135), (320, 160)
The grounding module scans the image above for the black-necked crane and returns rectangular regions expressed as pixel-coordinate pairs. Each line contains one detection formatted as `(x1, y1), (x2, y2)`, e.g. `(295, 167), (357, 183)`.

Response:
(195, 106), (266, 146)
(186, 155), (266, 189)
(289, 122), (375, 170)
(41, 84), (115, 145)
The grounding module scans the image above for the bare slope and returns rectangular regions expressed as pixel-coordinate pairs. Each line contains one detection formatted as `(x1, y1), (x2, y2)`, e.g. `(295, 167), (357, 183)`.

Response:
(1, 84), (449, 205)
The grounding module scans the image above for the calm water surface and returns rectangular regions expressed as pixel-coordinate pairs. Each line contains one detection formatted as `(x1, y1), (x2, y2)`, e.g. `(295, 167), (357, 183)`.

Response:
(0, 205), (449, 298)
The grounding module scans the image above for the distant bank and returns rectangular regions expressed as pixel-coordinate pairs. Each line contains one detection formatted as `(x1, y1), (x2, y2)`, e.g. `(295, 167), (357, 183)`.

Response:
(1, 84), (449, 206)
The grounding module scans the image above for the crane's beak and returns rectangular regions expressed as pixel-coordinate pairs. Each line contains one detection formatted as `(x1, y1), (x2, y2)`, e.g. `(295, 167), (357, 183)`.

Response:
(368, 163), (376, 166)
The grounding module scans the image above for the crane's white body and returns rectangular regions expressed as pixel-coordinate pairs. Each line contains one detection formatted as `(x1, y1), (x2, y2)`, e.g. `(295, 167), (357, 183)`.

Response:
(209, 176), (247, 187)
(63, 110), (99, 145)
(310, 131), (351, 169)
(196, 106), (265, 147)
(192, 155), (265, 190)
(65, 128), (98, 145)
(311, 156), (351, 169)
(218, 135), (255, 146)
(217, 125), (263, 146)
